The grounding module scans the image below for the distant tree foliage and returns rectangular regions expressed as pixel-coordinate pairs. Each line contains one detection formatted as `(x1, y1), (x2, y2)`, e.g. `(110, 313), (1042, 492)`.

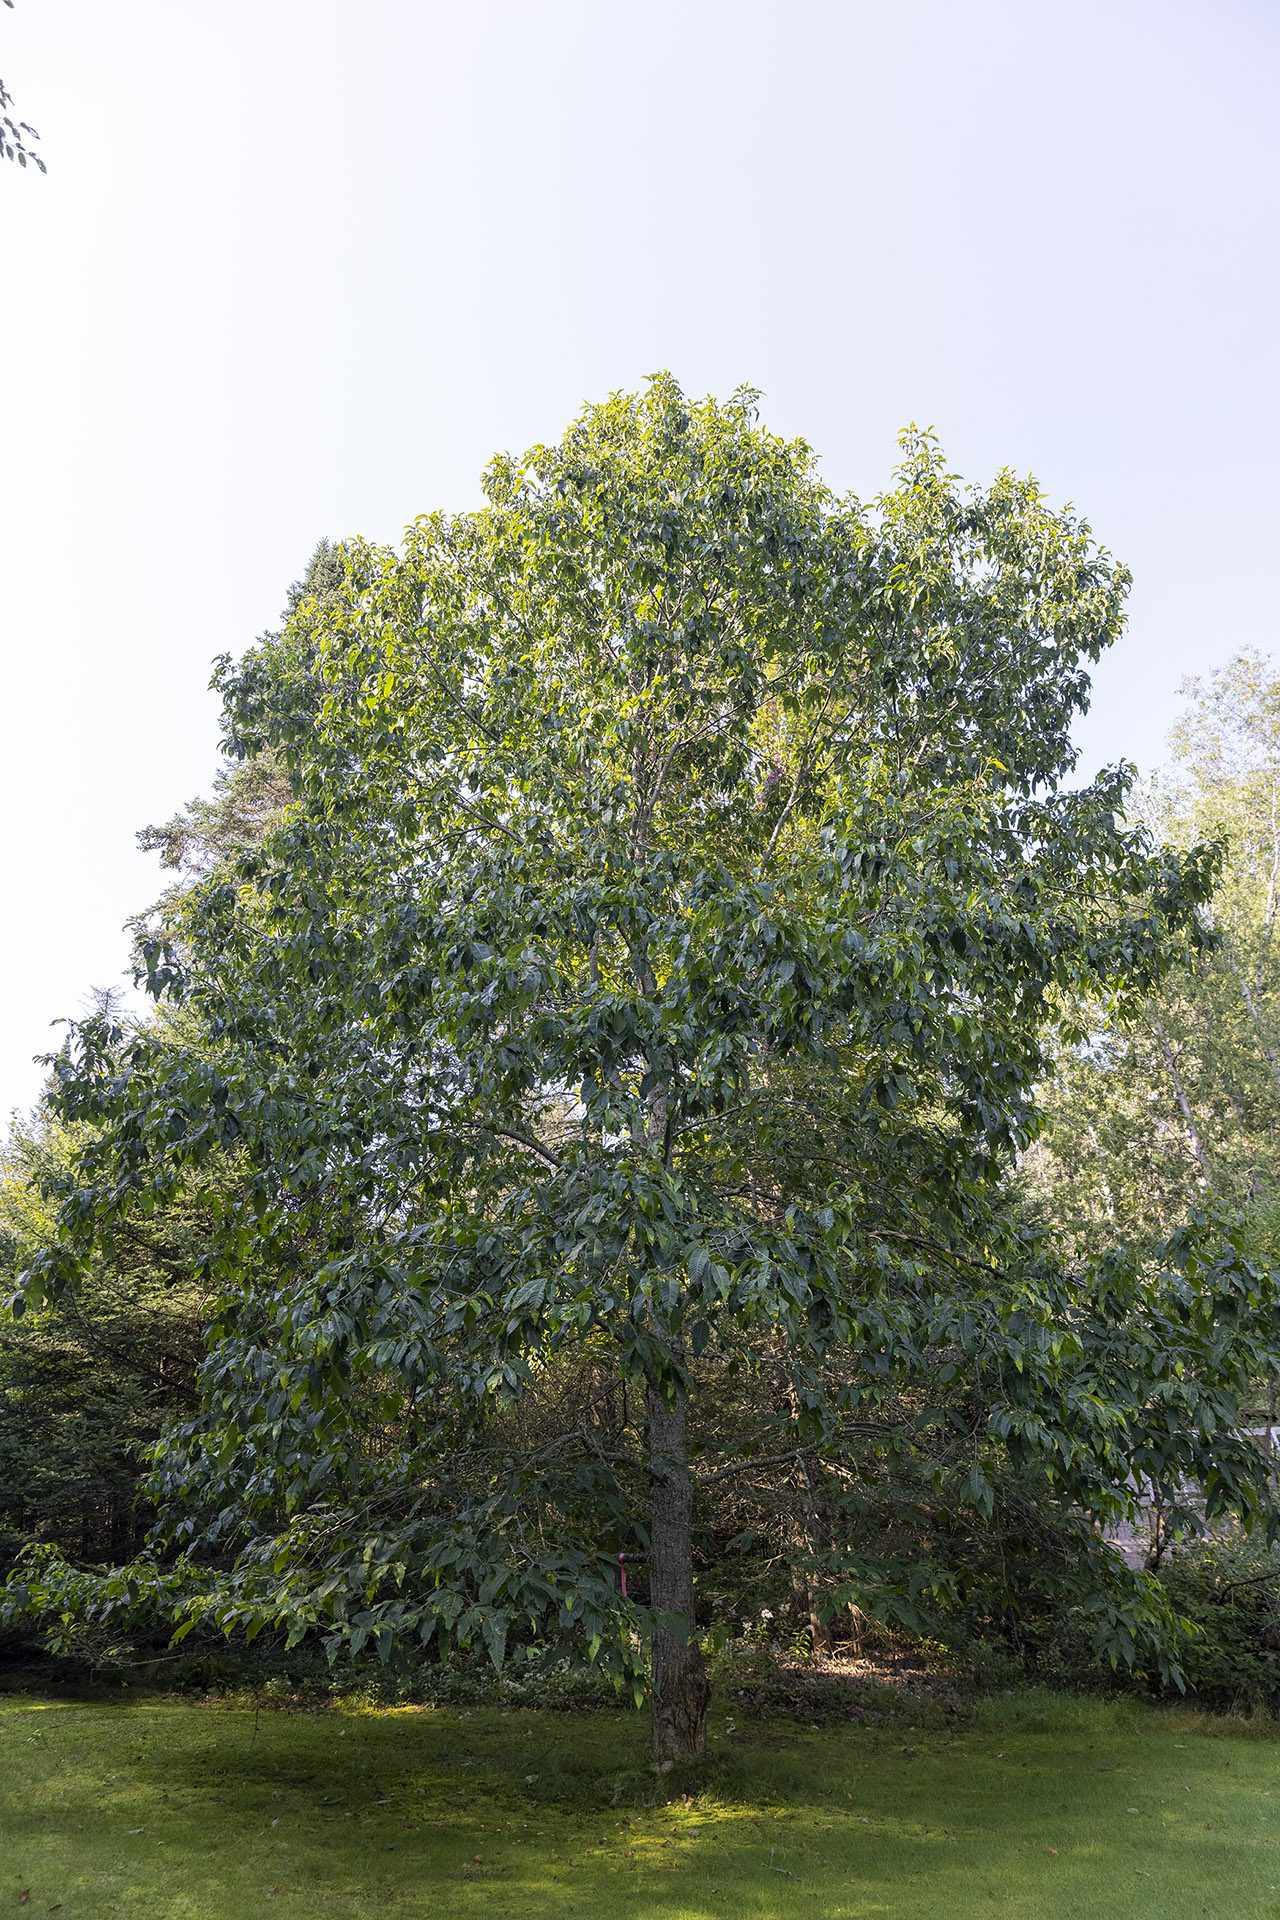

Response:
(1028, 651), (1280, 1274)
(0, 1107), (207, 1573)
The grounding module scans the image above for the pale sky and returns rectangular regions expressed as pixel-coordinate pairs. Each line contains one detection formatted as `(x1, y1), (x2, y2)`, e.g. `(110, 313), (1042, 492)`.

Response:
(2, 0), (1277, 1116)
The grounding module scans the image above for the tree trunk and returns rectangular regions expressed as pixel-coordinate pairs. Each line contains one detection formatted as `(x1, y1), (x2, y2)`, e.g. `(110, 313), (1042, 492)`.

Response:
(1222, 930), (1280, 1102)
(1150, 1010), (1212, 1175)
(785, 1369), (832, 1653)
(646, 1379), (709, 1762)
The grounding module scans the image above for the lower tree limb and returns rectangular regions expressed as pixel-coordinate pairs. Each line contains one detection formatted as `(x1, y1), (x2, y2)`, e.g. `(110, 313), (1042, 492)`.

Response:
(647, 1378), (709, 1761)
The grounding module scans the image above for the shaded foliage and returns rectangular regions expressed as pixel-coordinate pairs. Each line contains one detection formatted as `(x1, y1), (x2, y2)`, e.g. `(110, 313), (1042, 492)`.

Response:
(0, 1110), (207, 1575)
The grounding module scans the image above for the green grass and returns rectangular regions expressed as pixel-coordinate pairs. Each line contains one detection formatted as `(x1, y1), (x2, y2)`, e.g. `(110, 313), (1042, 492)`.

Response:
(1, 1687), (1278, 1917)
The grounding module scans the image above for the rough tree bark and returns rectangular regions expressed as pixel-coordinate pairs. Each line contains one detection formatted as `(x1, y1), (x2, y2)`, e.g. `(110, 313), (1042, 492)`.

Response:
(1150, 1010), (1212, 1175)
(646, 1379), (710, 1761)
(785, 1369), (833, 1652)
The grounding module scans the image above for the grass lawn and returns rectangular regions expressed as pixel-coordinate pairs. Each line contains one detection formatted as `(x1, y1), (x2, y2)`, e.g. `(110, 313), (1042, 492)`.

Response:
(1, 1685), (1277, 1918)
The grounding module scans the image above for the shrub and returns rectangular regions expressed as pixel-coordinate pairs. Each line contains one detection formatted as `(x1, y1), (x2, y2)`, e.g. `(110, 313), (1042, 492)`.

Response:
(1155, 1534), (1280, 1710)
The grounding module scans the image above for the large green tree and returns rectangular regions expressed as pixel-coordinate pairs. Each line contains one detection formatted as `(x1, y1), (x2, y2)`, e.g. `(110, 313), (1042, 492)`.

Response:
(15, 382), (1280, 1757)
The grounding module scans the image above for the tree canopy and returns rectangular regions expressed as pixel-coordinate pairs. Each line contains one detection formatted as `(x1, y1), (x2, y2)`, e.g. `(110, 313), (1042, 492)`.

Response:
(11, 380), (1280, 1758)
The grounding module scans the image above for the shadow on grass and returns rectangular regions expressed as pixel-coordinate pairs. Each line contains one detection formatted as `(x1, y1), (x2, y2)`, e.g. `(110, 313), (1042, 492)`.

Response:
(2, 1691), (1279, 1919)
